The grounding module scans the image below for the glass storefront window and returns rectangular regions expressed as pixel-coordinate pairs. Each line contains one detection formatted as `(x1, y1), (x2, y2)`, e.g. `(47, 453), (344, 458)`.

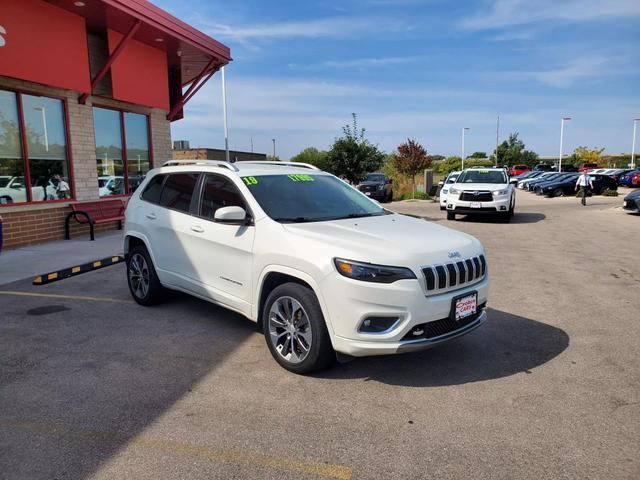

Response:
(0, 90), (25, 204)
(22, 95), (70, 201)
(0, 89), (71, 205)
(93, 107), (151, 197)
(124, 112), (150, 193)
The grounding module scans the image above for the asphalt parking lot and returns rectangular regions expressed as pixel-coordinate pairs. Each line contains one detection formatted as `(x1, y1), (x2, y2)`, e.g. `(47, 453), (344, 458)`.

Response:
(1, 191), (639, 479)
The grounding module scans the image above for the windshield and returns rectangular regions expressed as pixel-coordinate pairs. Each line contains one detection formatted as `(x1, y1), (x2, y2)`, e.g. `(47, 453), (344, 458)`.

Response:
(365, 174), (385, 183)
(243, 174), (387, 223)
(446, 174), (459, 184)
(456, 169), (507, 184)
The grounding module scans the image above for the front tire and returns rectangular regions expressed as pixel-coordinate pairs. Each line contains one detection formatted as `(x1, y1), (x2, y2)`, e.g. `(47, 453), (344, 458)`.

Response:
(553, 188), (564, 197)
(447, 211), (455, 221)
(263, 283), (334, 374)
(126, 245), (163, 306)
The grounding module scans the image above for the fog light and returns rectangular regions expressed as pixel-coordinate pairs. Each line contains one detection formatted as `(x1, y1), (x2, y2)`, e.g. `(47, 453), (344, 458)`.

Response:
(359, 316), (399, 333)
(500, 206), (507, 210)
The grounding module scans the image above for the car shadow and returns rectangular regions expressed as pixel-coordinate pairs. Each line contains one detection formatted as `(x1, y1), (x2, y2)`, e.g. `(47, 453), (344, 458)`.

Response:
(314, 308), (569, 387)
(455, 212), (546, 224)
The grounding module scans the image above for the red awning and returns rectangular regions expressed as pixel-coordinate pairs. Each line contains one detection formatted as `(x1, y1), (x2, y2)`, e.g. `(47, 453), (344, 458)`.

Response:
(46, 0), (231, 87)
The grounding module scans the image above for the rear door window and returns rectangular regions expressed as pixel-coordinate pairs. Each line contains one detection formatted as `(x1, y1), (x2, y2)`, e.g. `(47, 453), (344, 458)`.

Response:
(199, 174), (247, 221)
(159, 173), (199, 213)
(141, 174), (165, 204)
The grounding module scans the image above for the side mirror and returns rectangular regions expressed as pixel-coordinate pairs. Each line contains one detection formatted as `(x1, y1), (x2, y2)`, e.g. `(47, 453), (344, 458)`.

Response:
(11, 183), (24, 189)
(214, 206), (248, 225)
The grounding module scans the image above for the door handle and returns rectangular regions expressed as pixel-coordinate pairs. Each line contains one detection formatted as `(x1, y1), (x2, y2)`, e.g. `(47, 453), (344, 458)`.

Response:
(191, 225), (204, 233)
(145, 213), (157, 220)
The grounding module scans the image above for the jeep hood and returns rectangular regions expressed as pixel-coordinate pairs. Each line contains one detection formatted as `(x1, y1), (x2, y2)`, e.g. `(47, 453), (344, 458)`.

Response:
(282, 213), (481, 266)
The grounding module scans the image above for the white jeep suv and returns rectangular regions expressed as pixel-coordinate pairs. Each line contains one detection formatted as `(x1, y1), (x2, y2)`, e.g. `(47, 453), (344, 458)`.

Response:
(124, 160), (489, 373)
(445, 168), (516, 222)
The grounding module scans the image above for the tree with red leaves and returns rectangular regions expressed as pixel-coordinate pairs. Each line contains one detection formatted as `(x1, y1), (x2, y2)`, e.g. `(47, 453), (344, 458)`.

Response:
(391, 139), (432, 199)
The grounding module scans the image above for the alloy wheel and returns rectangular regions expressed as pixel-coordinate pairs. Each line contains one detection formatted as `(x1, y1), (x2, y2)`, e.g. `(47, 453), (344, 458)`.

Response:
(268, 296), (312, 364)
(129, 253), (150, 299)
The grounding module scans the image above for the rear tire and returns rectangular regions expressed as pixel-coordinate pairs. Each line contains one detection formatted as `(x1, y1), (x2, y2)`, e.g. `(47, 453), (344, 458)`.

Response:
(126, 245), (164, 306)
(263, 283), (334, 374)
(447, 211), (455, 221)
(440, 205), (446, 211)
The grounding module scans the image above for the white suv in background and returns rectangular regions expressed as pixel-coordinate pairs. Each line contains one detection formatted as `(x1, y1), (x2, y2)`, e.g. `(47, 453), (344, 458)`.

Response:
(445, 168), (516, 222)
(439, 170), (462, 210)
(124, 160), (489, 373)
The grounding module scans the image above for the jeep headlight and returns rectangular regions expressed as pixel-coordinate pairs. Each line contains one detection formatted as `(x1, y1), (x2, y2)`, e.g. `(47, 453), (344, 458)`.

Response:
(377, 184), (385, 190)
(492, 189), (509, 196)
(449, 186), (462, 194)
(442, 189), (448, 194)
(334, 258), (416, 284)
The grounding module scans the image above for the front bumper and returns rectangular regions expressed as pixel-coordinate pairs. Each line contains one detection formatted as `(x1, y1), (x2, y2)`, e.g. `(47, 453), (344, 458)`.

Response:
(446, 194), (511, 214)
(359, 189), (386, 200)
(319, 271), (489, 357)
(623, 198), (640, 211)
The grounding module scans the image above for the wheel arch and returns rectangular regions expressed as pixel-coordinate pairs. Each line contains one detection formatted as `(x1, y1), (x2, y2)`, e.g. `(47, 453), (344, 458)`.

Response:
(255, 266), (334, 336)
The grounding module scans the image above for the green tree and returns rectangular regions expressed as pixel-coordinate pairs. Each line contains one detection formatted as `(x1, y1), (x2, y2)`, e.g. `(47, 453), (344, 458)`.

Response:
(327, 113), (385, 183)
(390, 139), (432, 199)
(437, 156), (462, 175)
(265, 154), (281, 162)
(290, 147), (330, 171)
(493, 132), (538, 167)
(469, 151), (487, 159)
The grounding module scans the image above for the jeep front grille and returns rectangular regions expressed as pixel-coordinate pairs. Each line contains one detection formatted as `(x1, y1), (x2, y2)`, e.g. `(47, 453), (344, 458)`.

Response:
(422, 254), (486, 293)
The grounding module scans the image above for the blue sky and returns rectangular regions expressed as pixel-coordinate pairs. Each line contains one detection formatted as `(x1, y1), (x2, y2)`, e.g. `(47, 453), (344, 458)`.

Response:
(157, 0), (640, 160)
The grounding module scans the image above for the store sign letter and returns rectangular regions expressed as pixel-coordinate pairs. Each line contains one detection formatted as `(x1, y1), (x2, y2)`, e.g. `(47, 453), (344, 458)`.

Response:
(0, 25), (6, 47)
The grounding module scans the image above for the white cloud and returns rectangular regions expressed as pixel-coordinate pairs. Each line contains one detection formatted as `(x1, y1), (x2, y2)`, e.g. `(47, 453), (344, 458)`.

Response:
(321, 55), (428, 68)
(460, 0), (640, 30)
(197, 16), (407, 41)
(503, 56), (625, 88)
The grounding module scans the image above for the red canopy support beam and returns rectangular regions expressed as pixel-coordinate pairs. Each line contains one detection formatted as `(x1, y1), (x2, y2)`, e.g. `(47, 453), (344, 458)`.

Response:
(79, 19), (143, 104)
(166, 58), (217, 121)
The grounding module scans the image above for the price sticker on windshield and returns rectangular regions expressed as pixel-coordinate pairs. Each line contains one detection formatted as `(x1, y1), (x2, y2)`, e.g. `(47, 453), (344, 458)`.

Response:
(288, 174), (315, 182)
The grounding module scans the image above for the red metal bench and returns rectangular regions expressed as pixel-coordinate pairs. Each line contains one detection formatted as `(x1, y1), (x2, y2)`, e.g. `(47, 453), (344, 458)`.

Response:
(65, 199), (125, 241)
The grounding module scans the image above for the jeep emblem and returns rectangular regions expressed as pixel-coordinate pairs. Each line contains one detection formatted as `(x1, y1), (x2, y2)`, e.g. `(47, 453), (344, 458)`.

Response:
(448, 251), (461, 259)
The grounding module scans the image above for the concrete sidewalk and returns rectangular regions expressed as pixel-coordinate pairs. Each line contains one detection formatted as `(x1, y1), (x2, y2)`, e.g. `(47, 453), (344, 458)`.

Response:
(0, 231), (123, 286)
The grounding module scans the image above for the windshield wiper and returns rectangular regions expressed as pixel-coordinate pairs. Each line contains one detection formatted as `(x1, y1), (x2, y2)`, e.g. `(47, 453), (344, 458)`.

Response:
(273, 216), (315, 223)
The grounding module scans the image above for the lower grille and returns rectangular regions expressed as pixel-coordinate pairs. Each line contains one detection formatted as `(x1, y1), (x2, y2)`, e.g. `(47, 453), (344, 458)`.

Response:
(460, 191), (493, 202)
(401, 303), (486, 341)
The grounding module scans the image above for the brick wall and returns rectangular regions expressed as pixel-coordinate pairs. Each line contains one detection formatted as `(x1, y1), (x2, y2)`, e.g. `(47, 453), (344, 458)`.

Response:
(0, 75), (172, 249)
(0, 201), (124, 249)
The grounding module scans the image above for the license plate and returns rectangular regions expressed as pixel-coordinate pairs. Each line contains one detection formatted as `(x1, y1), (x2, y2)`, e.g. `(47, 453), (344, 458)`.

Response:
(453, 293), (477, 321)
(365, 192), (371, 196)
(470, 202), (481, 208)
(624, 201), (628, 207)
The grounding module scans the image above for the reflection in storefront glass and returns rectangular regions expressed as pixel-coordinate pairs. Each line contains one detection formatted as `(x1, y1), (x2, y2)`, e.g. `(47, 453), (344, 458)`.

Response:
(93, 107), (125, 196)
(0, 90), (26, 204)
(22, 94), (70, 201)
(124, 112), (150, 193)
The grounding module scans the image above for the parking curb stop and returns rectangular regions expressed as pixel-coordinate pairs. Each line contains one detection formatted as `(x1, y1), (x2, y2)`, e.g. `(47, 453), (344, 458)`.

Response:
(33, 255), (124, 286)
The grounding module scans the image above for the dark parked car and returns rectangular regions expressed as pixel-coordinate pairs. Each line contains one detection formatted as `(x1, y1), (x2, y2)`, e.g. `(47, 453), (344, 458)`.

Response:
(357, 173), (393, 202)
(526, 172), (570, 191)
(533, 173), (579, 194)
(623, 189), (640, 213)
(538, 174), (581, 197)
(533, 163), (555, 172)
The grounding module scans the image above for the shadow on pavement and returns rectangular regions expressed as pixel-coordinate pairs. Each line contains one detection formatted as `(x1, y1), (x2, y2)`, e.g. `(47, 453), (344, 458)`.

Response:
(0, 268), (257, 480)
(315, 308), (569, 387)
(455, 212), (546, 224)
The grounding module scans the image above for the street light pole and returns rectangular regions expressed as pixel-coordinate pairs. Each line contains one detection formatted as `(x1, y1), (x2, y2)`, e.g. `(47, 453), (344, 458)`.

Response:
(461, 127), (470, 170)
(221, 66), (230, 163)
(559, 117), (571, 172)
(272, 138), (276, 159)
(632, 119), (639, 169)
(34, 106), (49, 151)
(495, 115), (499, 166)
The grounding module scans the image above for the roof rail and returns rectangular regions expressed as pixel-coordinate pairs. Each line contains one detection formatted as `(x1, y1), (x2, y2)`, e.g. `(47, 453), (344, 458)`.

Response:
(240, 161), (320, 171)
(163, 159), (239, 172)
